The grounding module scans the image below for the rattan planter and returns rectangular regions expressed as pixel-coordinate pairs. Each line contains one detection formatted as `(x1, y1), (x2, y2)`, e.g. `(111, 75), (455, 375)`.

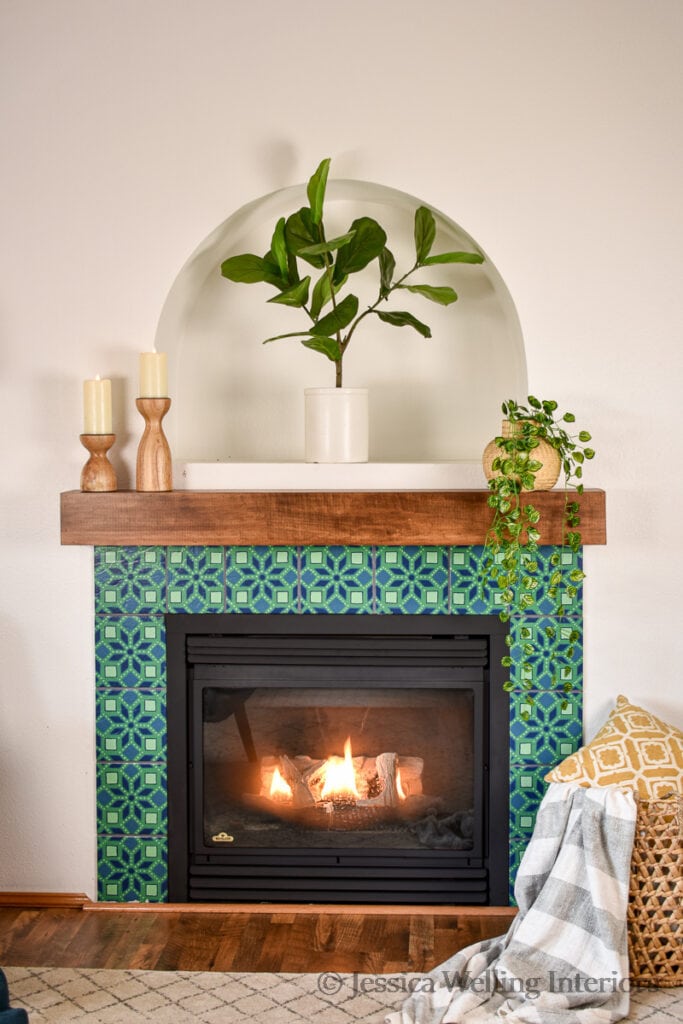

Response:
(482, 420), (561, 492)
(627, 795), (683, 987)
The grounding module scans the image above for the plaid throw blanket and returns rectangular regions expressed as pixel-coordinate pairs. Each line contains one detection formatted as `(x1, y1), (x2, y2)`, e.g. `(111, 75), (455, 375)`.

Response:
(386, 782), (637, 1023)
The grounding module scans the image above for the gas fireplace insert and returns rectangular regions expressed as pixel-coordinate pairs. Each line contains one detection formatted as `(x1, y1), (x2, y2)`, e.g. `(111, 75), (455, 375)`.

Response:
(166, 614), (509, 904)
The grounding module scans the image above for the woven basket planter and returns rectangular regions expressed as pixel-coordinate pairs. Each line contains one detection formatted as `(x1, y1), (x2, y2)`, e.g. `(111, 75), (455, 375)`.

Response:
(482, 420), (561, 492)
(627, 795), (683, 987)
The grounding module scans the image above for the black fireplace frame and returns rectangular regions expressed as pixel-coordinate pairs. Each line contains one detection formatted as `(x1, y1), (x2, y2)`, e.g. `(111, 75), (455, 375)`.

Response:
(166, 613), (510, 905)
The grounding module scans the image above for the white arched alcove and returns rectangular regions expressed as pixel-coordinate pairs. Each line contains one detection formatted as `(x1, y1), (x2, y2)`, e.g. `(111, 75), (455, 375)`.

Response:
(155, 179), (527, 484)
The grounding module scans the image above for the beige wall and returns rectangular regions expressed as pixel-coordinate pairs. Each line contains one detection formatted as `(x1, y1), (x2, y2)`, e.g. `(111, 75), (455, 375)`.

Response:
(1, 0), (682, 896)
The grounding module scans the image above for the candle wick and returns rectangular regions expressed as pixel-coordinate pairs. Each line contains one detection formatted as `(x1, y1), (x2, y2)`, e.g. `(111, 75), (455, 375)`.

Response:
(95, 374), (101, 381)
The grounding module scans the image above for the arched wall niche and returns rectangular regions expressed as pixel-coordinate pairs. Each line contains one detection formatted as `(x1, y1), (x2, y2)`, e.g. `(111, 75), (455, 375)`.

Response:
(155, 179), (527, 464)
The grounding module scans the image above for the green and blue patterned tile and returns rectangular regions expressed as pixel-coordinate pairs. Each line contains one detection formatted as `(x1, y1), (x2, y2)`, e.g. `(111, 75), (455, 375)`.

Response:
(97, 763), (167, 836)
(96, 616), (165, 689)
(98, 836), (167, 902)
(301, 546), (373, 613)
(376, 546), (448, 613)
(449, 546), (500, 614)
(97, 691), (166, 762)
(509, 765), (550, 838)
(510, 690), (582, 766)
(95, 547), (166, 614)
(507, 616), (582, 691)
(167, 546), (225, 613)
(527, 547), (584, 616)
(466, 546), (583, 618)
(225, 546), (298, 613)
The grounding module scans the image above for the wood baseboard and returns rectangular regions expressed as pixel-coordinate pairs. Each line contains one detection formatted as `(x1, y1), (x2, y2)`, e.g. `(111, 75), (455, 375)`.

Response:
(0, 891), (89, 909)
(84, 900), (517, 917)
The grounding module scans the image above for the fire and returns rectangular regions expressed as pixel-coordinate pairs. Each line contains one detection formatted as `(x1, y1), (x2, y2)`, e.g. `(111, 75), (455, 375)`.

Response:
(261, 738), (412, 809)
(269, 766), (293, 801)
(320, 737), (361, 800)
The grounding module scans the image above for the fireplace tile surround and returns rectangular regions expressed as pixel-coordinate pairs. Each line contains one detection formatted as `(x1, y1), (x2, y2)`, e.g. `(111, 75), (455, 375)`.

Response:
(93, 543), (583, 904)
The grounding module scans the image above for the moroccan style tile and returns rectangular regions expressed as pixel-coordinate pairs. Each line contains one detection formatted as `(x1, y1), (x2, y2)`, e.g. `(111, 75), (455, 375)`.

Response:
(95, 547), (166, 614)
(509, 765), (550, 837)
(525, 546), (584, 616)
(97, 836), (168, 902)
(225, 546), (299, 613)
(375, 546), (448, 613)
(97, 763), (167, 836)
(95, 616), (165, 689)
(91, 542), (585, 902)
(96, 691), (166, 762)
(509, 690), (583, 766)
(449, 546), (501, 614)
(471, 546), (583, 618)
(507, 616), (583, 691)
(300, 546), (373, 613)
(167, 546), (225, 613)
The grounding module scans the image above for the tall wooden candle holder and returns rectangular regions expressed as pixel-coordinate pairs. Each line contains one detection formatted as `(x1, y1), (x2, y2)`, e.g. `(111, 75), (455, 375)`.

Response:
(136, 397), (172, 492)
(80, 434), (117, 492)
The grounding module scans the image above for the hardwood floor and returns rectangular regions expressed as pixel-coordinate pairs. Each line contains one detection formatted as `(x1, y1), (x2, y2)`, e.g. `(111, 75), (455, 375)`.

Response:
(0, 906), (515, 974)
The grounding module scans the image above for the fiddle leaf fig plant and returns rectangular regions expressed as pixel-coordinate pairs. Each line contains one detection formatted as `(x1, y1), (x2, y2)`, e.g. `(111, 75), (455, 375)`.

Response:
(220, 158), (485, 387)
(483, 396), (595, 711)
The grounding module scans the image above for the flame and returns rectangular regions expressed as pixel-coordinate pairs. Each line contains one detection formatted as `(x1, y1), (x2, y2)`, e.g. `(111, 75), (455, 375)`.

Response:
(320, 737), (360, 800)
(269, 766), (293, 800)
(396, 767), (407, 801)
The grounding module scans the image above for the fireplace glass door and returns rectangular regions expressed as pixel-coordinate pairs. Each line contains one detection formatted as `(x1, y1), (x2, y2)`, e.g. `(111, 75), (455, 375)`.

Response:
(197, 680), (480, 855)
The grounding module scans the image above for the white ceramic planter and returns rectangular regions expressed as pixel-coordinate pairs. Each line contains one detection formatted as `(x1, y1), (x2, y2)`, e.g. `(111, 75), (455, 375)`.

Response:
(304, 387), (369, 463)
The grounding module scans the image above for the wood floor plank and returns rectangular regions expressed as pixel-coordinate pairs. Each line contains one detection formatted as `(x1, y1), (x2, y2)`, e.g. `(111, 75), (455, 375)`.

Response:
(407, 914), (436, 972)
(206, 914), (254, 972)
(0, 907), (515, 974)
(312, 913), (336, 953)
(0, 910), (43, 958)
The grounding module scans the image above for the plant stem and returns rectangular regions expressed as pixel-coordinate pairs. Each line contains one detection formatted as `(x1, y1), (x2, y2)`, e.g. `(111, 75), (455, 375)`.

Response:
(315, 226), (345, 387)
(340, 262), (420, 365)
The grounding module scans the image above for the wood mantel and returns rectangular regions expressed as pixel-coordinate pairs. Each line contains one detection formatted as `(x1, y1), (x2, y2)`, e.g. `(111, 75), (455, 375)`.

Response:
(60, 488), (606, 547)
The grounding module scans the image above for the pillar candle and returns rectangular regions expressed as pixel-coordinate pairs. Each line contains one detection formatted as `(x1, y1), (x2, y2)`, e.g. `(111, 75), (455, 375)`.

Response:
(83, 376), (112, 434)
(139, 349), (168, 397)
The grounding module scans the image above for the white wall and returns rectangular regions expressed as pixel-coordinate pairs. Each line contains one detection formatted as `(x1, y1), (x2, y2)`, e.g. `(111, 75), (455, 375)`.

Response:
(1, 0), (681, 897)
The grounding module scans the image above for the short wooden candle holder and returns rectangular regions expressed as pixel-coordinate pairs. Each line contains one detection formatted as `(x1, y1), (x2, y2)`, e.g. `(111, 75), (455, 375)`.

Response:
(136, 396), (172, 492)
(80, 434), (117, 492)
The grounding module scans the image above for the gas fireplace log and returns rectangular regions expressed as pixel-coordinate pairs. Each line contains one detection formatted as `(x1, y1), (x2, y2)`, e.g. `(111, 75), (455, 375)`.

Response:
(278, 754), (315, 807)
(394, 756), (423, 796)
(357, 752), (399, 808)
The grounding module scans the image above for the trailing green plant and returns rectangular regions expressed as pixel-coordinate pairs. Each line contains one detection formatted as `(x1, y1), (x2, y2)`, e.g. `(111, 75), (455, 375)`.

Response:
(483, 396), (595, 711)
(220, 157), (485, 387)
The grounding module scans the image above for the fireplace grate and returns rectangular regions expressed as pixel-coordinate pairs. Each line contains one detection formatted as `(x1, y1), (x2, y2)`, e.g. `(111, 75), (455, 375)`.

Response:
(189, 851), (488, 904)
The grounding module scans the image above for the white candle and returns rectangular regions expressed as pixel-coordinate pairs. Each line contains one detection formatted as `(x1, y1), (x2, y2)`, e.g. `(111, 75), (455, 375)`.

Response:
(83, 376), (112, 434)
(139, 349), (168, 397)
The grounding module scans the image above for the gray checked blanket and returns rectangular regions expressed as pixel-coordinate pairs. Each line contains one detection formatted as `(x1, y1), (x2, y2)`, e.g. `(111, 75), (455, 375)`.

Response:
(386, 782), (638, 1023)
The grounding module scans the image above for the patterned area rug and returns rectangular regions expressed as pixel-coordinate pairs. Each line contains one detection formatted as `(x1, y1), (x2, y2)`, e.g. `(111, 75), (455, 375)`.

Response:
(3, 966), (682, 1023)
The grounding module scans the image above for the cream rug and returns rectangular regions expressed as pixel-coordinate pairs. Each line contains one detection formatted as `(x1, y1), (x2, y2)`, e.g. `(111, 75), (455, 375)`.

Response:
(3, 966), (682, 1023)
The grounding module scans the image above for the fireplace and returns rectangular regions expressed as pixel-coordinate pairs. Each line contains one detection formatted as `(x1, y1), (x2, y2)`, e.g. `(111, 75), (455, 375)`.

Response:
(166, 613), (510, 904)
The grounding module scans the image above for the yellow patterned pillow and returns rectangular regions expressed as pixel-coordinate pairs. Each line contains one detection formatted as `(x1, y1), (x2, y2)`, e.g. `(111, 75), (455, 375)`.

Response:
(545, 695), (683, 798)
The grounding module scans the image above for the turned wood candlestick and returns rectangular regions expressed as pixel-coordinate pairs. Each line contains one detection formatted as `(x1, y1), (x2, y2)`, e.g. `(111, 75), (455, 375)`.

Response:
(80, 434), (117, 492)
(136, 396), (172, 491)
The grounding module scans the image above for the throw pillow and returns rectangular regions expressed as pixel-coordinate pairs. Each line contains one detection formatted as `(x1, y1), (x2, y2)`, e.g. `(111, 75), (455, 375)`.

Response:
(545, 694), (683, 798)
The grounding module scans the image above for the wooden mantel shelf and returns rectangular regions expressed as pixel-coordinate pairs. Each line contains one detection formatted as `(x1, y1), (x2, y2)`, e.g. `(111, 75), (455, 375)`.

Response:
(60, 489), (606, 547)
